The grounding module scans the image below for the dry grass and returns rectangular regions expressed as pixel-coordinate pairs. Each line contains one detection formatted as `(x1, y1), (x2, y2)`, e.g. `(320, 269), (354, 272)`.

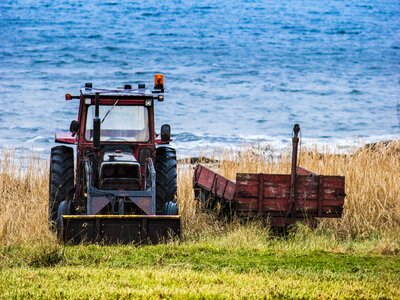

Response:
(0, 150), (56, 247)
(179, 141), (400, 241)
(0, 141), (399, 248)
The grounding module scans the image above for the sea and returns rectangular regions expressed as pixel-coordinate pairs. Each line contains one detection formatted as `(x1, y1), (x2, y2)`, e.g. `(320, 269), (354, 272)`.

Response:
(0, 0), (399, 158)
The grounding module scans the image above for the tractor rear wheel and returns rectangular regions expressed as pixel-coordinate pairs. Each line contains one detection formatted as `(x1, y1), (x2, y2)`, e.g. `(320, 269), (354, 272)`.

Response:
(155, 147), (177, 214)
(48, 146), (74, 228)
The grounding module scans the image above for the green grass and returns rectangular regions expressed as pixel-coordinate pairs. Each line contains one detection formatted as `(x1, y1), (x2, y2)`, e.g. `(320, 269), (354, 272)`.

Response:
(1, 238), (399, 299)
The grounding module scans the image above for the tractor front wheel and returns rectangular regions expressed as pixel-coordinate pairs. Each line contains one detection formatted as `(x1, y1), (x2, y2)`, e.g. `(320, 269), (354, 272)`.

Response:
(155, 147), (177, 214)
(56, 200), (72, 240)
(162, 201), (179, 215)
(48, 146), (74, 229)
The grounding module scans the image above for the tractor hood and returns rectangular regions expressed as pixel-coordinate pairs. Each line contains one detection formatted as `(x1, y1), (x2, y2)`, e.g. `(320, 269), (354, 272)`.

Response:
(99, 150), (141, 190)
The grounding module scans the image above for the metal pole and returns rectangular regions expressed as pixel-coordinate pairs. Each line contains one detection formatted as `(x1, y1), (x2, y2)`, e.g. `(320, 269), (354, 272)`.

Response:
(289, 124), (300, 215)
(93, 92), (101, 150)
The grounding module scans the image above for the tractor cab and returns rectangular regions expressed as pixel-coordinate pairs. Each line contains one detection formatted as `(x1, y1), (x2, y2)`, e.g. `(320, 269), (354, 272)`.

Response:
(84, 103), (150, 143)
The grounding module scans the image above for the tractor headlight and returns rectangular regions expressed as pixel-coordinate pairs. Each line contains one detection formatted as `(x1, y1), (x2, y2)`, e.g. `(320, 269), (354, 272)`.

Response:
(145, 99), (152, 107)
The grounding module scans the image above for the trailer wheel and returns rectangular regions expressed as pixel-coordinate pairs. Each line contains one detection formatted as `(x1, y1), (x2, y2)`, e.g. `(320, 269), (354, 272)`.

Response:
(162, 201), (178, 215)
(155, 147), (177, 214)
(48, 146), (74, 229)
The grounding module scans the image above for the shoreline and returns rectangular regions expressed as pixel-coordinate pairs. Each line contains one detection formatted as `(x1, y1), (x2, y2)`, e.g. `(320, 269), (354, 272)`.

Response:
(0, 138), (398, 162)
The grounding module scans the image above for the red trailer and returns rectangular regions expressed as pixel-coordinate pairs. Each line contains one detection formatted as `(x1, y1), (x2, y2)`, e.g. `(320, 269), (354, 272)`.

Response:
(193, 125), (345, 227)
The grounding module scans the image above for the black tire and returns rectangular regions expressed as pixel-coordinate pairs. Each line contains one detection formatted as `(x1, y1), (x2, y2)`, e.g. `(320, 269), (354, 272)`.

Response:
(155, 147), (177, 214)
(56, 200), (71, 240)
(162, 201), (179, 215)
(48, 146), (74, 227)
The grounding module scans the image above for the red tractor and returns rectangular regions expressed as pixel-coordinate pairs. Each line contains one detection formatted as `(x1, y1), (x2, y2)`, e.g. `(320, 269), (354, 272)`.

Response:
(49, 75), (180, 244)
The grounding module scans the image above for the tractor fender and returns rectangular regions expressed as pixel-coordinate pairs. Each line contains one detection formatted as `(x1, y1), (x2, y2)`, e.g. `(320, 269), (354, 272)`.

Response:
(55, 132), (77, 144)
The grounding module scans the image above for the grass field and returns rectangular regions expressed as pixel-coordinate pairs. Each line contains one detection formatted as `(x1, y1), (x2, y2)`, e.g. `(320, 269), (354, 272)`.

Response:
(0, 142), (399, 299)
(1, 235), (400, 299)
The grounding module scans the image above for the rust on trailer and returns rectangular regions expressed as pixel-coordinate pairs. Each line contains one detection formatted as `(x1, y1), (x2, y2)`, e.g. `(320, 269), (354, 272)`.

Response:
(192, 124), (346, 227)
(235, 173), (345, 218)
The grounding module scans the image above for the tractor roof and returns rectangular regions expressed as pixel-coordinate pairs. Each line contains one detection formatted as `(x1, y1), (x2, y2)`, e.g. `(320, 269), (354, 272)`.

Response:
(80, 87), (155, 98)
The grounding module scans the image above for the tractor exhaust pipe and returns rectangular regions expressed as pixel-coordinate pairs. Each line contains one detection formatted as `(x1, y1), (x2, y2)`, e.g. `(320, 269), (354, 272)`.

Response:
(93, 92), (101, 149)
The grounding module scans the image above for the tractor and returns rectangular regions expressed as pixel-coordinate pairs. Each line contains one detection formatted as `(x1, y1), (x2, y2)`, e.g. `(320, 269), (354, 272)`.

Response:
(48, 74), (180, 244)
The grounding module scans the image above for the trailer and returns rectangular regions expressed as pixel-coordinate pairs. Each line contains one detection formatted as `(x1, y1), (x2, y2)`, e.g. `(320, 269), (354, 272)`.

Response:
(193, 125), (345, 227)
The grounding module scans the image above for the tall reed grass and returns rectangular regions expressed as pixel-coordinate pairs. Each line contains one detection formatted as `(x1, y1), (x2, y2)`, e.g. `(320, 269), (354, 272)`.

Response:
(0, 141), (399, 248)
(179, 141), (400, 241)
(0, 150), (56, 246)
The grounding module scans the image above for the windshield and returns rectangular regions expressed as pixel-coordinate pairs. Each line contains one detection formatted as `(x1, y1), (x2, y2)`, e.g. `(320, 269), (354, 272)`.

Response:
(85, 105), (149, 142)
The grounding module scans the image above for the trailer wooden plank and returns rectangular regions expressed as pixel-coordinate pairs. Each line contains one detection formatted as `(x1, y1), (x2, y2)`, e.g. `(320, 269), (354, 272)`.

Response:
(193, 165), (236, 202)
(296, 166), (316, 176)
(194, 165), (216, 191)
(235, 199), (343, 217)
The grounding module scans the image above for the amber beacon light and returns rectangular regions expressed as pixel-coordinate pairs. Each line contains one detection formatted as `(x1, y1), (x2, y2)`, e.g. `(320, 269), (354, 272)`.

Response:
(154, 74), (164, 90)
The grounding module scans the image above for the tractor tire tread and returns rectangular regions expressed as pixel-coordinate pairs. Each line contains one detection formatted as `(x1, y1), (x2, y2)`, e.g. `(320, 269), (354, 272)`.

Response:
(155, 147), (177, 214)
(48, 146), (75, 224)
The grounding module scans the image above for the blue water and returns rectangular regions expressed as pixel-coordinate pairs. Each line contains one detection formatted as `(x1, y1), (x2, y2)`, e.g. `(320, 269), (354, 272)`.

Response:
(0, 0), (399, 156)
